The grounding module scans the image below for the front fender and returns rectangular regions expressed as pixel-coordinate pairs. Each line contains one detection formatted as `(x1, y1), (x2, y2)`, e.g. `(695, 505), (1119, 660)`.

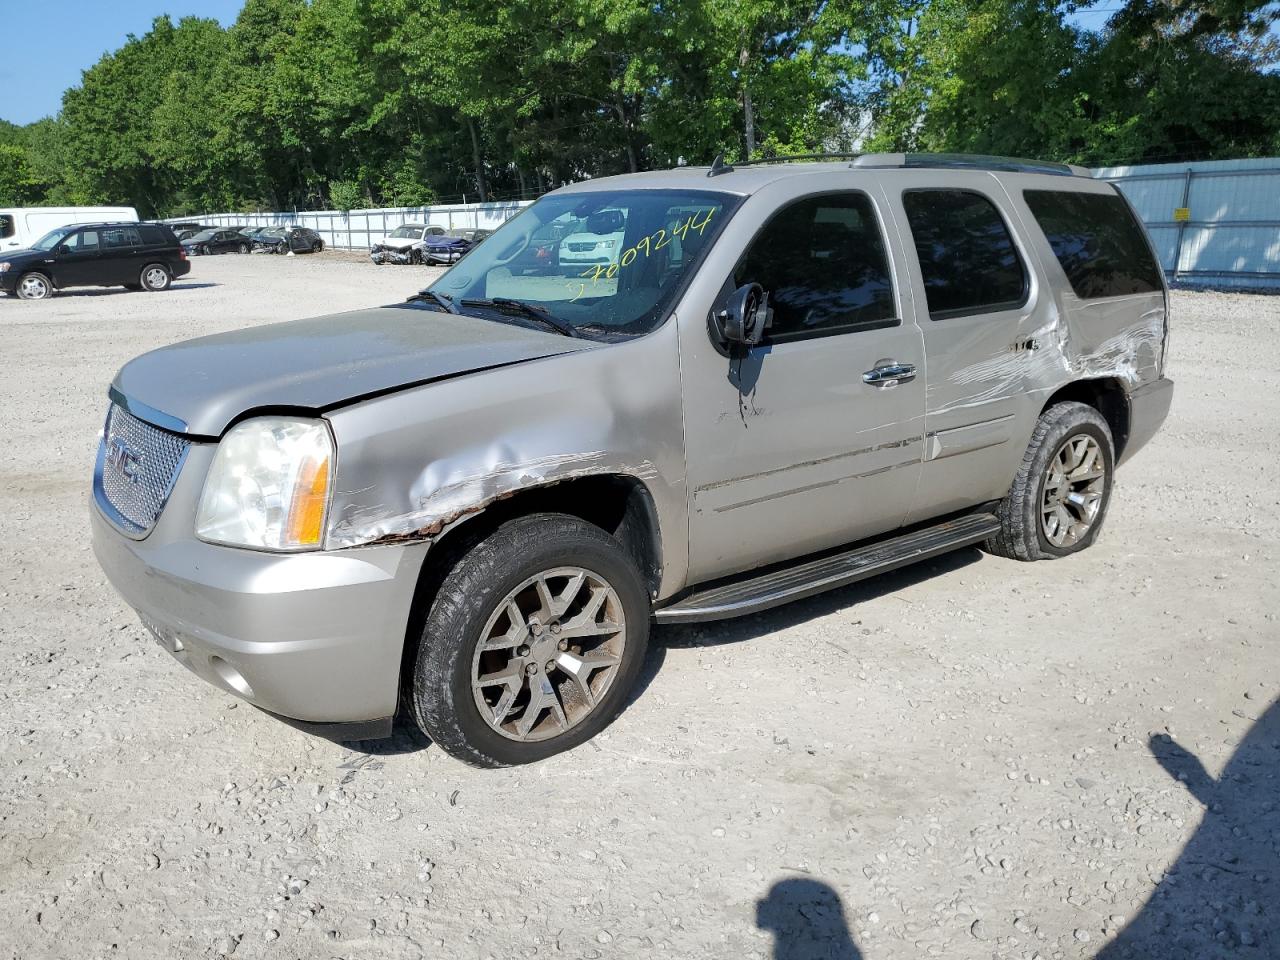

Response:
(321, 321), (689, 597)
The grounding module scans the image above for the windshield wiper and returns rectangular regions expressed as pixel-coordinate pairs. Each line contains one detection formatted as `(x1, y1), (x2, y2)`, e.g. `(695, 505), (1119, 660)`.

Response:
(407, 289), (460, 314)
(461, 298), (580, 338)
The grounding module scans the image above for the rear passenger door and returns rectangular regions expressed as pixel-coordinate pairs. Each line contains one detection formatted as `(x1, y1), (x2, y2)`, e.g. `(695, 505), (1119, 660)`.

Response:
(99, 226), (145, 284)
(890, 181), (1047, 522)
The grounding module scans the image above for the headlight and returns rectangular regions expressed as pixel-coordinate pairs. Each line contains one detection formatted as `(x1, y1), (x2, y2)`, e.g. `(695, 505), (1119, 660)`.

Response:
(0, 262), (10, 273)
(600, 240), (616, 249)
(196, 417), (333, 551)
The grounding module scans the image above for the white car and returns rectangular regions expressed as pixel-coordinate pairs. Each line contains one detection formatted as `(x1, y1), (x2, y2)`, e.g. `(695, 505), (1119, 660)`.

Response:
(557, 209), (627, 269)
(369, 223), (446, 264)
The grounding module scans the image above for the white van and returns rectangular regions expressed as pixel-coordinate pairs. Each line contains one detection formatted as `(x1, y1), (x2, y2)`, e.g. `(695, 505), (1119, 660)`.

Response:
(0, 206), (140, 252)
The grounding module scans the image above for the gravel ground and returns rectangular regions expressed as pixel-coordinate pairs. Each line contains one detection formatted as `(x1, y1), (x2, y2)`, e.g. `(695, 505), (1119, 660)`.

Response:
(1, 253), (1276, 960)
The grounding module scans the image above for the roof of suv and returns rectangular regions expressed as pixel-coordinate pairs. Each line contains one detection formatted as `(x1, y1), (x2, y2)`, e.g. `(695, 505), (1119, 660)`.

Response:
(555, 153), (1098, 197)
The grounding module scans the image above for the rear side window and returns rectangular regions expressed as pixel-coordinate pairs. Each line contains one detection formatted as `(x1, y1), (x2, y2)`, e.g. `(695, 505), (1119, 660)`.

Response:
(1024, 190), (1163, 298)
(902, 190), (1028, 319)
(102, 227), (142, 249)
(137, 225), (170, 245)
(734, 192), (896, 341)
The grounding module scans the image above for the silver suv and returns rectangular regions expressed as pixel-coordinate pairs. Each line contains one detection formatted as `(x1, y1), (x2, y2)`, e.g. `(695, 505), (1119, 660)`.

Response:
(91, 154), (1173, 767)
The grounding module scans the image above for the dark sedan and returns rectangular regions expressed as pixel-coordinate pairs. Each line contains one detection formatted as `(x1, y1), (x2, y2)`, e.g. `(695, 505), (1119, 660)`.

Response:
(422, 227), (491, 264)
(182, 229), (251, 255)
(252, 226), (325, 255)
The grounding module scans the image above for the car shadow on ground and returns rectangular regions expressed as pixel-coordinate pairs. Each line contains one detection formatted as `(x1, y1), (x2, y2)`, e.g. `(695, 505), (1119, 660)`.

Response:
(343, 549), (980, 759)
(756, 877), (862, 959)
(31, 282), (222, 298)
(1095, 697), (1278, 959)
(655, 546), (983, 650)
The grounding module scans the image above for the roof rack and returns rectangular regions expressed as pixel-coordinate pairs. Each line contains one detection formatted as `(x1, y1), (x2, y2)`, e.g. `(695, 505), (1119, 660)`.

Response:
(705, 151), (1089, 178)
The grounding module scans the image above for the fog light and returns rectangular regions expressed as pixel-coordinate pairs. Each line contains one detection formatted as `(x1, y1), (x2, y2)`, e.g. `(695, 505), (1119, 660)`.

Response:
(209, 656), (254, 699)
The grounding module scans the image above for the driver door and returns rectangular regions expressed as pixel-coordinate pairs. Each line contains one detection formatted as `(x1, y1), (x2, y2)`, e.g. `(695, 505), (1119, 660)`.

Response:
(678, 186), (927, 583)
(51, 228), (103, 286)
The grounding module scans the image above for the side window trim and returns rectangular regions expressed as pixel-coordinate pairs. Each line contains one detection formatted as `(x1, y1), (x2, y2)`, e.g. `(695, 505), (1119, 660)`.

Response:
(902, 187), (1031, 321)
(727, 188), (902, 345)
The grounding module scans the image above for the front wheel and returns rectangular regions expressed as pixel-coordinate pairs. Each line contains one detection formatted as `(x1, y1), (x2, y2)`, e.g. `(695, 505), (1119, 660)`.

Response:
(16, 272), (53, 300)
(312, 240), (323, 253)
(238, 242), (250, 254)
(984, 401), (1115, 561)
(409, 514), (651, 767)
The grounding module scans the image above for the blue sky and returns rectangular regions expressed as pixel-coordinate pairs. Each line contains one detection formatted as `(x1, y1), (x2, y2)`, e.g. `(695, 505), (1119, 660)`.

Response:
(0, 0), (246, 125)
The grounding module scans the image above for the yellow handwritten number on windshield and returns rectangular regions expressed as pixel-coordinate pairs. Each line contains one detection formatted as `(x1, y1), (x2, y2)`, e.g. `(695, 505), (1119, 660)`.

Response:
(566, 209), (715, 302)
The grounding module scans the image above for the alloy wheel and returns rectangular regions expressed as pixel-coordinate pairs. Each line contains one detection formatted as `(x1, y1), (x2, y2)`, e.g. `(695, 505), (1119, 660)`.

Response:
(18, 275), (50, 300)
(1041, 433), (1106, 547)
(143, 267), (168, 290)
(471, 566), (626, 742)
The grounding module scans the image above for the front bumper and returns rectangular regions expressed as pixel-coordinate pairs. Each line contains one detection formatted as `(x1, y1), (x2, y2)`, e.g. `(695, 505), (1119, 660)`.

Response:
(1120, 376), (1174, 464)
(424, 248), (463, 263)
(90, 446), (429, 740)
(370, 247), (416, 265)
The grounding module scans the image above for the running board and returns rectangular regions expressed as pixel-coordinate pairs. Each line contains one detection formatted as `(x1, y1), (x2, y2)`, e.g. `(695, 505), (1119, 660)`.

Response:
(654, 513), (1001, 624)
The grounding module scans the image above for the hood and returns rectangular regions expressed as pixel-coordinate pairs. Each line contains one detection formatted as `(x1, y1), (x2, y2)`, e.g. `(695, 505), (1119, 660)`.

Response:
(111, 304), (597, 436)
(426, 236), (468, 247)
(0, 247), (42, 263)
(375, 236), (421, 249)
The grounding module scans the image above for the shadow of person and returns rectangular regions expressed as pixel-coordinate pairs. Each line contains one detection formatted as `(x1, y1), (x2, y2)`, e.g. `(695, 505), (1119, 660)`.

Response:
(1097, 697), (1278, 958)
(756, 878), (862, 960)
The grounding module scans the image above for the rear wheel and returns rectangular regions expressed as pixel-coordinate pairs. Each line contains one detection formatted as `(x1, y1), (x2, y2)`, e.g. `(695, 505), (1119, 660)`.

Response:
(311, 240), (323, 253)
(409, 514), (650, 767)
(16, 272), (53, 300)
(140, 263), (172, 292)
(238, 242), (250, 254)
(985, 401), (1115, 561)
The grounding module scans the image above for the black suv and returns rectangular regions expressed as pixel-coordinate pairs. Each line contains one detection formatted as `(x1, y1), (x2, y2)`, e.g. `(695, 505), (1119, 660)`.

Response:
(1, 222), (191, 301)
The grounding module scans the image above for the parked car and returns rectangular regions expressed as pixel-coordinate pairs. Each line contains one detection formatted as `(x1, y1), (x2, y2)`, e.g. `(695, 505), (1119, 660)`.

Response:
(422, 227), (492, 264)
(91, 154), (1173, 767)
(2, 221), (189, 300)
(237, 226), (271, 240)
(369, 224), (446, 264)
(1, 205), (139, 253)
(183, 228), (251, 256)
(557, 208), (627, 268)
(253, 226), (324, 255)
(174, 228), (209, 242)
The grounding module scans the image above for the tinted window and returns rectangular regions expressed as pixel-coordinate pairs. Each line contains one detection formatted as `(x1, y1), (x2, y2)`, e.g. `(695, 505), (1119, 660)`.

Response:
(0, 214), (13, 239)
(138, 225), (169, 245)
(102, 227), (142, 249)
(1024, 189), (1163, 298)
(733, 193), (896, 341)
(903, 190), (1027, 318)
(68, 230), (100, 251)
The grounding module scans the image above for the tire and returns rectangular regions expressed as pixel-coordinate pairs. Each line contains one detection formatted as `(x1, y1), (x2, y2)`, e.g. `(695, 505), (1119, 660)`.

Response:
(409, 249), (422, 265)
(409, 513), (651, 767)
(16, 272), (53, 300)
(139, 263), (172, 292)
(984, 401), (1115, 561)
(238, 242), (250, 254)
(312, 240), (323, 253)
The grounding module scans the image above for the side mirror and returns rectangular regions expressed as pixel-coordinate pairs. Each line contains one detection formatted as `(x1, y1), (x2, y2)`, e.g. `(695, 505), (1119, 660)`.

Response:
(714, 283), (769, 347)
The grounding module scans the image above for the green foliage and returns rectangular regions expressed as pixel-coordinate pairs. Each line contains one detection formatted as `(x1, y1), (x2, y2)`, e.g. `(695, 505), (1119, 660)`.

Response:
(2, 0), (1277, 215)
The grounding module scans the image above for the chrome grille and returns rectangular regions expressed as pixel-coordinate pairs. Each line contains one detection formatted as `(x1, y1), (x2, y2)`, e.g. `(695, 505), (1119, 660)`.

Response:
(94, 403), (190, 537)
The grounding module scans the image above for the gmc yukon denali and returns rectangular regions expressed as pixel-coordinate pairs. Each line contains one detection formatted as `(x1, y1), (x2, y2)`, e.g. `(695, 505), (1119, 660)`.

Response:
(91, 154), (1173, 767)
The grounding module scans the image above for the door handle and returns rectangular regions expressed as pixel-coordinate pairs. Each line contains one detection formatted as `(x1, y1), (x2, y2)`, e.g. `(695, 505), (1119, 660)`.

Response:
(862, 360), (916, 387)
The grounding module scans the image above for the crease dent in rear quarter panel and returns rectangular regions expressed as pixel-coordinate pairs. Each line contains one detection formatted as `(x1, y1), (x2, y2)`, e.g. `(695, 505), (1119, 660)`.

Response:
(932, 305), (1165, 414)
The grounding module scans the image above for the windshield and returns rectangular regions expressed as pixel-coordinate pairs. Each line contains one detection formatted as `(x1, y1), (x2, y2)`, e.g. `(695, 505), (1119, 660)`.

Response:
(427, 188), (739, 339)
(261, 228), (287, 238)
(190, 230), (217, 241)
(389, 225), (423, 239)
(32, 227), (76, 251)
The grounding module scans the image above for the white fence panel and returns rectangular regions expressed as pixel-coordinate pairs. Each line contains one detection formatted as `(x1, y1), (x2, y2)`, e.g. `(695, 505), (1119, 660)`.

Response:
(1094, 157), (1280, 288)
(170, 200), (532, 253)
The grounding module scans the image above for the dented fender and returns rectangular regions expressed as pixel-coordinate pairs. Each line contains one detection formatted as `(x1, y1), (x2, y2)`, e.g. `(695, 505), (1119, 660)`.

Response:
(322, 321), (690, 598)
